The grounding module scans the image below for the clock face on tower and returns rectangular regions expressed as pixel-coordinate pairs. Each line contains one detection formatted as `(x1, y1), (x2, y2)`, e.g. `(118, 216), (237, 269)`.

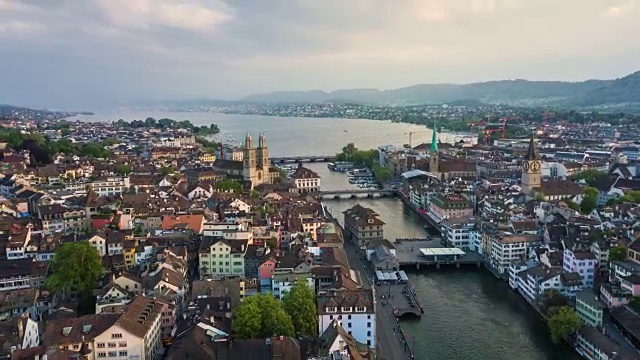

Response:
(531, 161), (541, 173)
(522, 161), (529, 172)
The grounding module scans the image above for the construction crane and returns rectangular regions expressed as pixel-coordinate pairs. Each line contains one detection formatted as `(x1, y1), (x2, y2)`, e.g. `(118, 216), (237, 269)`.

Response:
(404, 131), (415, 148)
(470, 118), (508, 144)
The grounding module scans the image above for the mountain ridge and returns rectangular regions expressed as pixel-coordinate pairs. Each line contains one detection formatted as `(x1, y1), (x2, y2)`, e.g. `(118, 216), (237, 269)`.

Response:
(242, 71), (640, 110)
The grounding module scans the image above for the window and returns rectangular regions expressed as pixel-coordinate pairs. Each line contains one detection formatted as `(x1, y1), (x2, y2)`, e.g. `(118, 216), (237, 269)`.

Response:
(118, 342), (127, 347)
(108, 352), (117, 357)
(107, 343), (116, 348)
(97, 352), (106, 358)
(119, 351), (128, 356)
(326, 307), (336, 313)
(341, 307), (352, 313)
(97, 343), (105, 348)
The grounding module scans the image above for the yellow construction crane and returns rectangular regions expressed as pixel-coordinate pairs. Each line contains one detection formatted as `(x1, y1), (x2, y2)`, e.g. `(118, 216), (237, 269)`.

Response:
(404, 131), (415, 148)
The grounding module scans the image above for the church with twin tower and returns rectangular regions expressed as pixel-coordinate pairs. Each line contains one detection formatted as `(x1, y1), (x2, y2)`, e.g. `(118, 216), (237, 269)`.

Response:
(242, 132), (280, 189)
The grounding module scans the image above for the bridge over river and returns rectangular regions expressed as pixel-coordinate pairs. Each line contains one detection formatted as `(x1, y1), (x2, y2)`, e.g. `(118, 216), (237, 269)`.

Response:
(315, 189), (397, 199)
(270, 155), (335, 163)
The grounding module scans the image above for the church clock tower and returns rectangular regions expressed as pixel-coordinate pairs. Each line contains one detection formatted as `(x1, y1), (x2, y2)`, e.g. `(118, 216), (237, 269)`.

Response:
(429, 122), (439, 176)
(521, 132), (542, 197)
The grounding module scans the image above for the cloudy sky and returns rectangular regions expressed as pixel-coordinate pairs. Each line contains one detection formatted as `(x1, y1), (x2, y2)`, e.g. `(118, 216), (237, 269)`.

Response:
(1, 0), (639, 109)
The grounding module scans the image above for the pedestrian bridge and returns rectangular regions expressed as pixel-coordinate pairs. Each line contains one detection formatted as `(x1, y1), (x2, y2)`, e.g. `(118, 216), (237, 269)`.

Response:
(315, 189), (397, 199)
(270, 155), (335, 163)
(380, 284), (423, 317)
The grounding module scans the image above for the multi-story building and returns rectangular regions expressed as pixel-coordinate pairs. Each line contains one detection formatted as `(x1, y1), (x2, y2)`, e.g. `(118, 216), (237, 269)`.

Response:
(271, 271), (314, 300)
(428, 194), (473, 222)
(198, 238), (248, 278)
(440, 216), (477, 251)
(575, 326), (638, 360)
(291, 163), (321, 194)
(0, 312), (40, 356)
(89, 177), (130, 197)
(486, 233), (543, 275)
(563, 249), (597, 288)
(575, 289), (604, 328)
(317, 289), (376, 348)
(0, 258), (48, 291)
(38, 204), (65, 235)
(45, 295), (163, 360)
(342, 205), (385, 247)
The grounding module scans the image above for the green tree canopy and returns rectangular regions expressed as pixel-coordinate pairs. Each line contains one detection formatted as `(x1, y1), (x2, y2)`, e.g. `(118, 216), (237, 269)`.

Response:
(580, 194), (597, 215)
(46, 241), (103, 294)
(266, 236), (278, 250)
(282, 280), (318, 337)
(232, 294), (294, 339)
(539, 289), (568, 316)
(630, 296), (640, 312)
(546, 306), (581, 343)
(609, 246), (628, 262)
(216, 179), (243, 193)
(574, 169), (610, 187)
(115, 163), (132, 175)
(160, 166), (173, 176)
(371, 163), (392, 183)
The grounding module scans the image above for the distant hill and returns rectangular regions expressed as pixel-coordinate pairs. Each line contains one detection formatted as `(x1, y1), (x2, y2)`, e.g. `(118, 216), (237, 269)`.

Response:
(243, 71), (640, 111)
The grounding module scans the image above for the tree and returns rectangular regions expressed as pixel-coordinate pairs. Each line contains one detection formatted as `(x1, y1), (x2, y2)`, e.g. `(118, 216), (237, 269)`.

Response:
(250, 189), (261, 199)
(46, 241), (103, 294)
(580, 195), (597, 214)
(232, 294), (294, 338)
(216, 179), (243, 193)
(160, 166), (173, 176)
(546, 306), (581, 343)
(115, 163), (132, 175)
(574, 169), (609, 187)
(282, 280), (318, 337)
(266, 236), (278, 250)
(539, 289), (568, 315)
(630, 296), (640, 312)
(609, 246), (628, 262)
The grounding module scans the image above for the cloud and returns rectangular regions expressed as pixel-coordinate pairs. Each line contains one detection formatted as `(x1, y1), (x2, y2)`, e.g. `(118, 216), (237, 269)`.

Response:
(95, 0), (232, 32)
(0, 0), (639, 108)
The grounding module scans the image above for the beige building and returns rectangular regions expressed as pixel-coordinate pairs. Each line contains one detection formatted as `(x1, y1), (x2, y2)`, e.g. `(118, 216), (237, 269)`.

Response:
(291, 163), (321, 193)
(343, 204), (385, 247)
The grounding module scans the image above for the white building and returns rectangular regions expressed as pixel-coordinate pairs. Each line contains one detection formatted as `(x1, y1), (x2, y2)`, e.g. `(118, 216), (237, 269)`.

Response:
(290, 164), (321, 194)
(89, 177), (130, 197)
(317, 289), (376, 348)
(487, 233), (543, 275)
(271, 272), (314, 300)
(440, 217), (477, 251)
(563, 249), (597, 288)
(94, 295), (163, 360)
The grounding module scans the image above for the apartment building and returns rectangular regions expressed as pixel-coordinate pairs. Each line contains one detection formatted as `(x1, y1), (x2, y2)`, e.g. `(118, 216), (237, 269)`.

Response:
(343, 205), (385, 247)
(198, 237), (248, 278)
(440, 216), (477, 251)
(317, 289), (376, 349)
(486, 233), (543, 275)
(563, 249), (597, 288)
(429, 194), (473, 222)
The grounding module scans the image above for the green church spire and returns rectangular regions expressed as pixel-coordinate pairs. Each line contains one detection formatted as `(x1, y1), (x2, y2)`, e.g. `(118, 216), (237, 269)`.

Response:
(430, 122), (438, 154)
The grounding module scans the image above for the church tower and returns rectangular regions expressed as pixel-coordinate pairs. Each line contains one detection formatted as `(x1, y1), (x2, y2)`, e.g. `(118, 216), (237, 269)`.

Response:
(521, 132), (542, 196)
(243, 132), (257, 186)
(429, 122), (439, 176)
(257, 132), (269, 170)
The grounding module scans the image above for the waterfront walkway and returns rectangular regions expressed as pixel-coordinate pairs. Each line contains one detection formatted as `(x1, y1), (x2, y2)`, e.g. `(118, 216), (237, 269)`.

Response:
(394, 239), (482, 269)
(343, 240), (414, 360)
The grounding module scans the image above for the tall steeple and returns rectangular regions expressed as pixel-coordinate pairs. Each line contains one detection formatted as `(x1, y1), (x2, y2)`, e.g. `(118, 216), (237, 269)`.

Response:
(525, 131), (538, 160)
(258, 132), (266, 148)
(245, 132), (253, 149)
(430, 122), (439, 154)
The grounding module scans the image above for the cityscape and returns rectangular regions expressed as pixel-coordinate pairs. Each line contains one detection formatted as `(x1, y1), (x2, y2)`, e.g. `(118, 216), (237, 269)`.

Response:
(2, 1), (640, 360)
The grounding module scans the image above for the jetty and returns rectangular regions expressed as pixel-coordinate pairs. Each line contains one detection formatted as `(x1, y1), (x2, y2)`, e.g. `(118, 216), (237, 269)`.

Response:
(394, 239), (482, 270)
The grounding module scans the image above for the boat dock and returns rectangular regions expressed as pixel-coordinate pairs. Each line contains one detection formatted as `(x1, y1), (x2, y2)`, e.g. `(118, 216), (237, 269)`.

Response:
(394, 239), (482, 269)
(376, 271), (424, 317)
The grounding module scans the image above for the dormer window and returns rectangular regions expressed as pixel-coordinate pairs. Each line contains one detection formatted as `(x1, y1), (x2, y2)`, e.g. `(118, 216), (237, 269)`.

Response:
(341, 307), (352, 313)
(326, 307), (336, 313)
(355, 307), (366, 312)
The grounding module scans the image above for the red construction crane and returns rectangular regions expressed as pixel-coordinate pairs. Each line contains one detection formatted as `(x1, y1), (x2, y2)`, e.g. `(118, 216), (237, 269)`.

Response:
(469, 121), (487, 144)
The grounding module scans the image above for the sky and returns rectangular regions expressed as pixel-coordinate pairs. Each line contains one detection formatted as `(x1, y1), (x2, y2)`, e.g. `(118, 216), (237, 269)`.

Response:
(1, 0), (639, 109)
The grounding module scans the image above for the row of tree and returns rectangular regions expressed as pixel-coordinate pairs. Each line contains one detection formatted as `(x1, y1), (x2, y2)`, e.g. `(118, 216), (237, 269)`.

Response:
(232, 280), (318, 338)
(114, 117), (220, 135)
(336, 143), (392, 182)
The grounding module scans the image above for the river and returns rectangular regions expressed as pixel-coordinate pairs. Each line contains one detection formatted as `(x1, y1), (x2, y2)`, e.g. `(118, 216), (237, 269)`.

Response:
(77, 110), (576, 360)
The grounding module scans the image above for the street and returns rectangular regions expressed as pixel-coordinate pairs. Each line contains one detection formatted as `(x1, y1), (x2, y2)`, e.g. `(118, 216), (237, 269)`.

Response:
(344, 241), (411, 360)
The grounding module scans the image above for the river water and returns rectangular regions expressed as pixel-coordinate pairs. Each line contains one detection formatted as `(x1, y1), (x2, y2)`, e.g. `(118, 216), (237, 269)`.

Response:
(78, 111), (576, 360)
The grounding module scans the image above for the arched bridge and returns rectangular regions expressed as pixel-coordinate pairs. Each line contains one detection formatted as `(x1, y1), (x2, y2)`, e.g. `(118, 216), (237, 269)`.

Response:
(314, 189), (397, 199)
(270, 155), (336, 163)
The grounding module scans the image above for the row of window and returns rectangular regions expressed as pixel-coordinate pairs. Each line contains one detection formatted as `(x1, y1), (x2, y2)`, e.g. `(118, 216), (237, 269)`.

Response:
(96, 341), (127, 348)
(325, 306), (367, 313)
(97, 351), (127, 358)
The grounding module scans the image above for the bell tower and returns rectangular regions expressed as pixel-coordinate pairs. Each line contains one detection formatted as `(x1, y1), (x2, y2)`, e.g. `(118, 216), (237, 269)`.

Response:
(429, 122), (439, 176)
(257, 132), (269, 169)
(521, 131), (542, 196)
(243, 132), (257, 186)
